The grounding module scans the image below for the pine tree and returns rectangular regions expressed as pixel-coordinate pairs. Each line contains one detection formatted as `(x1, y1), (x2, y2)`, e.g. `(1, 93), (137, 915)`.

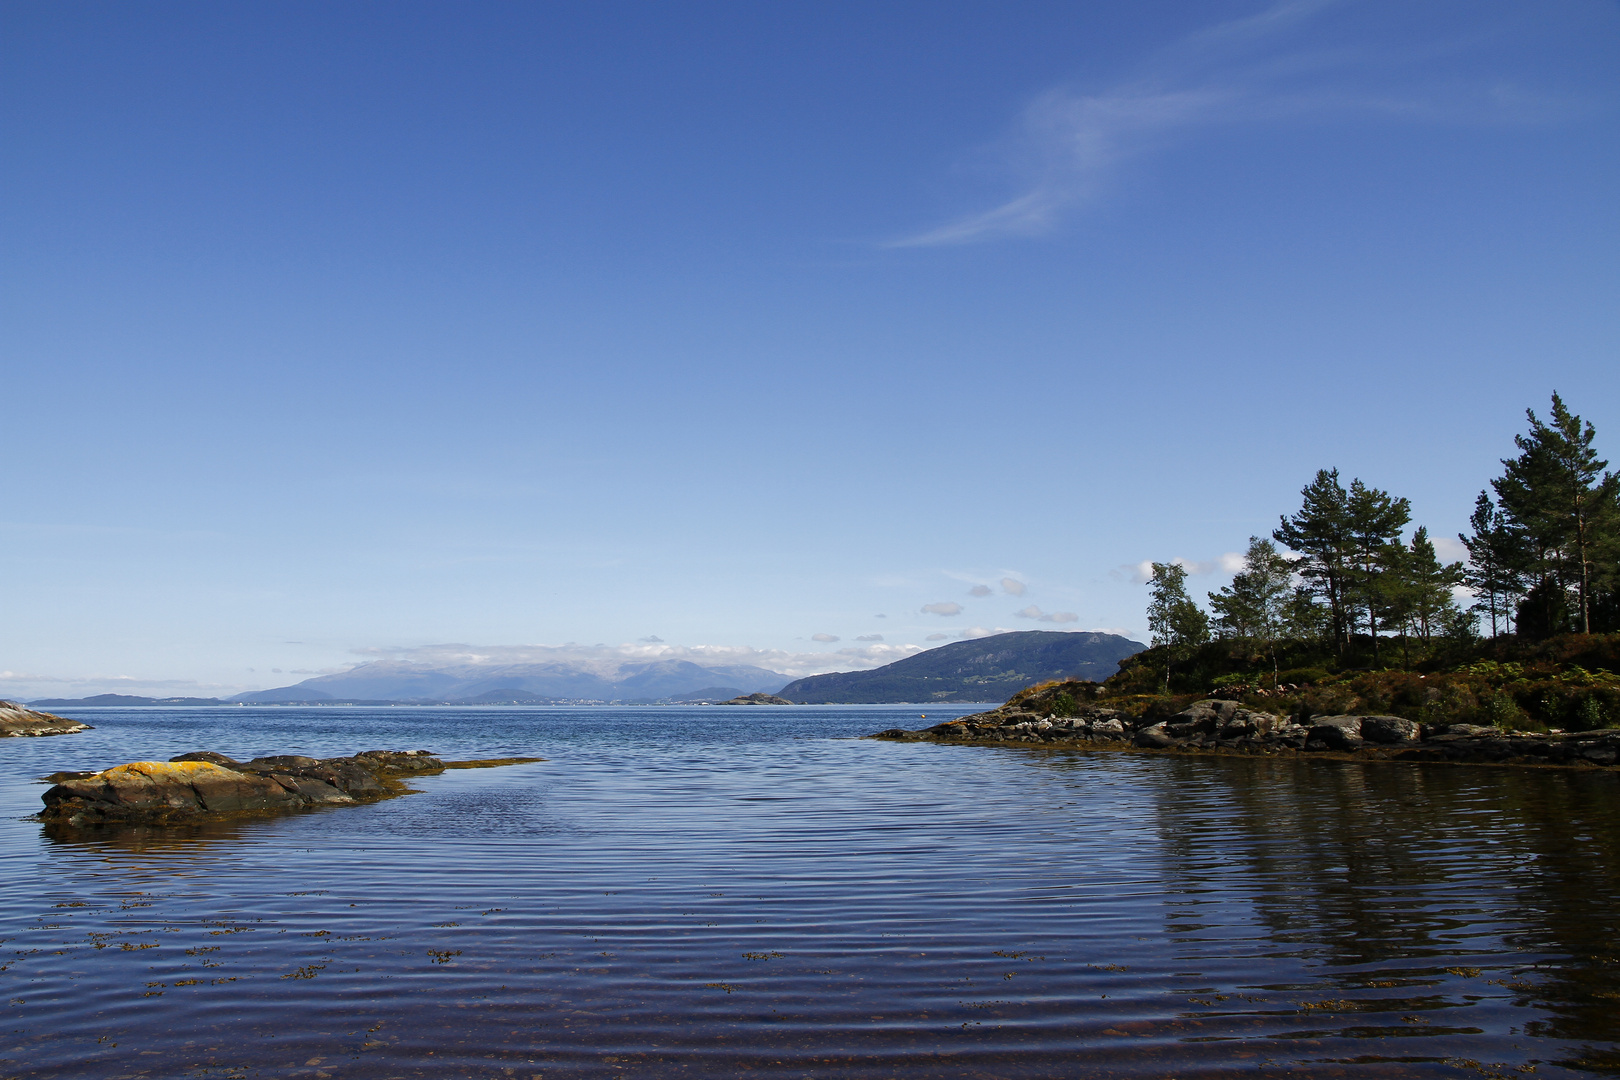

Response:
(1274, 469), (1355, 654)
(1344, 479), (1412, 664)
(1390, 526), (1468, 648)
(1458, 490), (1523, 638)
(1493, 394), (1619, 636)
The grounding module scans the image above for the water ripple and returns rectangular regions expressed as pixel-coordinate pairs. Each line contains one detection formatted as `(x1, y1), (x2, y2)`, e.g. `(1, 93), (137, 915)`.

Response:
(3, 705), (1619, 1077)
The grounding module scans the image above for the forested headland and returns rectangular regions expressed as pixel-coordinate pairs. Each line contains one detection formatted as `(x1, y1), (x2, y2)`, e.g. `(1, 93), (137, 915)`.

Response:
(1111, 393), (1620, 732)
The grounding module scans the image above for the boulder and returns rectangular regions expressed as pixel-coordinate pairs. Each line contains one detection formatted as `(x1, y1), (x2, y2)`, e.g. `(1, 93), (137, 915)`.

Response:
(44, 761), (296, 821)
(171, 751), (241, 766)
(1358, 715), (1420, 744)
(1134, 723), (1178, 749)
(1172, 700), (1289, 741)
(1427, 723), (1500, 740)
(1172, 700), (1242, 729)
(1306, 715), (1365, 752)
(246, 755), (322, 770)
(354, 749), (444, 773)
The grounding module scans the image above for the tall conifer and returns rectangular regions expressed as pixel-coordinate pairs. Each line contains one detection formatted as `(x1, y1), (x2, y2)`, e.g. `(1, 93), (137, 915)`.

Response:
(1493, 394), (1619, 635)
(1459, 491), (1522, 637)
(1274, 469), (1355, 654)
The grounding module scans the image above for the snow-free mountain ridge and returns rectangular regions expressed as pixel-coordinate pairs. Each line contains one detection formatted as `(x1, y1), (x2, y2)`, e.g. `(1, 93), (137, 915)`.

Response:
(778, 631), (1146, 704)
(232, 656), (790, 704)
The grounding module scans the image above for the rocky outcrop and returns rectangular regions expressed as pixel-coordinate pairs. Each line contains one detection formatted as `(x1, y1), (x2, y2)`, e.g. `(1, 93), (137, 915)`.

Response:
(0, 701), (92, 738)
(870, 681), (1620, 770)
(718, 693), (794, 705)
(39, 749), (538, 826)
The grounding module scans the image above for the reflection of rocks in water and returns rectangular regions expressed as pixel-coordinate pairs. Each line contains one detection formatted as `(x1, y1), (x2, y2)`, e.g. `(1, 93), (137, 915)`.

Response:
(41, 813), (271, 853)
(38, 749), (542, 828)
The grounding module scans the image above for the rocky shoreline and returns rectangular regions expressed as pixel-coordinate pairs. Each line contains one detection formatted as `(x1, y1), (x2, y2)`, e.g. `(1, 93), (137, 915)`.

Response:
(1, 701), (92, 738)
(39, 749), (542, 826)
(870, 680), (1620, 770)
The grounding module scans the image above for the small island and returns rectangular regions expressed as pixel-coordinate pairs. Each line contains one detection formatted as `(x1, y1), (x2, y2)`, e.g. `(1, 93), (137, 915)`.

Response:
(39, 749), (542, 827)
(717, 693), (794, 705)
(878, 398), (1620, 772)
(873, 672), (1620, 770)
(1, 701), (92, 738)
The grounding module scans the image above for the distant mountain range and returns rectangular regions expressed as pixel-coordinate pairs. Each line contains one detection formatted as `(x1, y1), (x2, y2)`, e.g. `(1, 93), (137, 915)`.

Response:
(227, 656), (791, 704)
(27, 631), (1146, 709)
(777, 630), (1145, 704)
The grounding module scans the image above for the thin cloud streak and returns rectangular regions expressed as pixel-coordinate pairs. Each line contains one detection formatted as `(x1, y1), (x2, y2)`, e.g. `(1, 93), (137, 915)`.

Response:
(888, 0), (1576, 247)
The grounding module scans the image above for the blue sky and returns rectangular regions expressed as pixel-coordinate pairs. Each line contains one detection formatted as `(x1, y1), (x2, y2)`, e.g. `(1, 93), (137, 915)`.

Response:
(3, 0), (1617, 697)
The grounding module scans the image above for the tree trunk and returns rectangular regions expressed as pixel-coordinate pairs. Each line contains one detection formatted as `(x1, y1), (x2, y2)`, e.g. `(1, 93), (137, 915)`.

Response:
(1576, 490), (1591, 634)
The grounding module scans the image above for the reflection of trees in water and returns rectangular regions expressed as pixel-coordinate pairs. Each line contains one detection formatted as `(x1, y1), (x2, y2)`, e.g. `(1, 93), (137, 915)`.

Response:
(1132, 754), (1620, 1063)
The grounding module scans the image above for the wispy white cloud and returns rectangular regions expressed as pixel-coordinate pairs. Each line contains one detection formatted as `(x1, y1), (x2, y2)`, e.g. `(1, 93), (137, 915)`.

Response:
(811, 633), (840, 643)
(1000, 577), (1028, 597)
(925, 633), (949, 641)
(1114, 553), (1244, 584)
(968, 584), (993, 597)
(1014, 605), (1080, 623)
(855, 634), (884, 642)
(1432, 535), (1469, 562)
(352, 640), (925, 682)
(890, 0), (1580, 246)
(0, 670), (250, 700)
(922, 601), (964, 616)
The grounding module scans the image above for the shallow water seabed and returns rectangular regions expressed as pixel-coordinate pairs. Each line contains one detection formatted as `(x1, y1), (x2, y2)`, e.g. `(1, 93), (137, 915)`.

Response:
(3, 705), (1620, 1079)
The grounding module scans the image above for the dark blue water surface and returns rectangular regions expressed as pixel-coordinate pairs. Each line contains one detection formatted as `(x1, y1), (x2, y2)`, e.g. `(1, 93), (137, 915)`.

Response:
(5, 705), (1620, 1079)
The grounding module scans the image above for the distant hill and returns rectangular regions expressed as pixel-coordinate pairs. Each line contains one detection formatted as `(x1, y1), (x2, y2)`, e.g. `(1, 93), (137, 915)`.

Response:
(28, 694), (227, 708)
(778, 630), (1146, 704)
(233, 687), (340, 704)
(664, 686), (745, 703)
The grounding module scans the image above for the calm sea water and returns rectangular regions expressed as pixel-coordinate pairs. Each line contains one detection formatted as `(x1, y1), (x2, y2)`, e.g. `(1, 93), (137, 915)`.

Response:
(4, 705), (1620, 1079)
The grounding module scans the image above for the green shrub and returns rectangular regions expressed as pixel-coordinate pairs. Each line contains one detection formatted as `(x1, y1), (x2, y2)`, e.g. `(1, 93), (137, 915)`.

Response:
(1481, 692), (1529, 731)
(1210, 672), (1259, 689)
(1051, 692), (1078, 718)
(1571, 694), (1608, 732)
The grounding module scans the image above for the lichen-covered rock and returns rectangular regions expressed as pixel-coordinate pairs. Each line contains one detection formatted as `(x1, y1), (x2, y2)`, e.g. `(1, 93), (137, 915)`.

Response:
(40, 749), (447, 826)
(43, 761), (297, 821)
